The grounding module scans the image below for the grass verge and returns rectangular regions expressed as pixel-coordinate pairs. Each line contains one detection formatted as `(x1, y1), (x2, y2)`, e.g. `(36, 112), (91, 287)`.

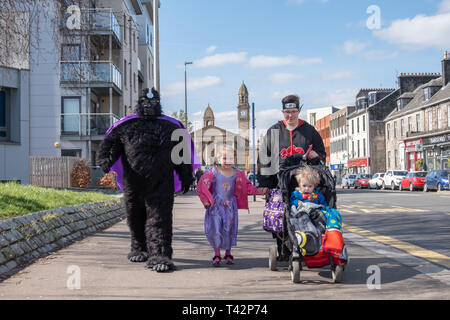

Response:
(0, 182), (116, 220)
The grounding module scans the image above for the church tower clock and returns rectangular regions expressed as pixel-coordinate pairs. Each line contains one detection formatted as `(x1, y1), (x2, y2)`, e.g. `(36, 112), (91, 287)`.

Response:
(237, 81), (250, 141)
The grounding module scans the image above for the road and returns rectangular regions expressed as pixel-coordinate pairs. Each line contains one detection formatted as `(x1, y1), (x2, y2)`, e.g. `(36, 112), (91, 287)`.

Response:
(0, 188), (449, 300)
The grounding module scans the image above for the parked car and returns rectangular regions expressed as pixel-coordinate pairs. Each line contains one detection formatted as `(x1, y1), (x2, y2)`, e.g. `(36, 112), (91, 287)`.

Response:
(382, 170), (408, 190)
(342, 174), (357, 188)
(399, 171), (427, 191)
(424, 170), (450, 192)
(354, 174), (373, 189)
(368, 173), (385, 189)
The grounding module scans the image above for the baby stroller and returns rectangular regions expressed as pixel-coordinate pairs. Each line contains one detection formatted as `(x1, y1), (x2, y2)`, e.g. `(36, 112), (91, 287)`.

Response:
(266, 155), (347, 283)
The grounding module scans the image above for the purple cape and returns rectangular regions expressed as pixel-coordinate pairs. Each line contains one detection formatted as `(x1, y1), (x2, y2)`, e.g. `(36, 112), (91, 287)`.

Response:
(105, 114), (201, 192)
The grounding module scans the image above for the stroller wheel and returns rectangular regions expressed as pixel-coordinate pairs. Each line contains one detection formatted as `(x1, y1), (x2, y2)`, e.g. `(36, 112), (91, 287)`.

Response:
(332, 265), (344, 283)
(269, 245), (278, 271)
(291, 259), (301, 283)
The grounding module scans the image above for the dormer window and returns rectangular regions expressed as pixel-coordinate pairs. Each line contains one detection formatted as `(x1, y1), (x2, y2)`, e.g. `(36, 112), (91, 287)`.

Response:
(357, 97), (368, 109)
(424, 87), (432, 100)
(368, 92), (377, 106)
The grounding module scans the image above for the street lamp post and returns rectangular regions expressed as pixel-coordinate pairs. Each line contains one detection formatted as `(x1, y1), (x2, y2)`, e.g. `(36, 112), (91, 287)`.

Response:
(184, 61), (193, 128)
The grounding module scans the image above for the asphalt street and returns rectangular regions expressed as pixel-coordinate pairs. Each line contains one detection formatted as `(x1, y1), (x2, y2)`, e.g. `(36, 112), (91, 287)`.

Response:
(0, 189), (449, 300)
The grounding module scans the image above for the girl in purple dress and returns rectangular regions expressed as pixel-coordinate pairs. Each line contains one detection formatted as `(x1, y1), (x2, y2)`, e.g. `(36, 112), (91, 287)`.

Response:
(197, 147), (266, 266)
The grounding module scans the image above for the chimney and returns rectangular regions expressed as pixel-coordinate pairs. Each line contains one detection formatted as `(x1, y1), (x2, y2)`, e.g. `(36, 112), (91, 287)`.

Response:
(443, 51), (450, 86)
(398, 72), (441, 94)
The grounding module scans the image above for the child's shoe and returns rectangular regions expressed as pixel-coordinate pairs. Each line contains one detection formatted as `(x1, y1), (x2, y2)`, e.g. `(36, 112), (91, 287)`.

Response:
(224, 254), (234, 264)
(212, 255), (221, 267)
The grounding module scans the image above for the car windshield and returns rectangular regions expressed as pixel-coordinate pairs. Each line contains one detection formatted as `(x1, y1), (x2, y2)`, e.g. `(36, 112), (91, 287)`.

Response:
(413, 172), (427, 177)
(360, 174), (372, 179)
(394, 171), (408, 176)
(439, 171), (450, 177)
(380, 173), (385, 177)
(348, 175), (356, 179)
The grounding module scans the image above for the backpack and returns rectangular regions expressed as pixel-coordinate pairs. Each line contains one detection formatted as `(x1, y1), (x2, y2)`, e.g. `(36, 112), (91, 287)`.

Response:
(263, 188), (284, 233)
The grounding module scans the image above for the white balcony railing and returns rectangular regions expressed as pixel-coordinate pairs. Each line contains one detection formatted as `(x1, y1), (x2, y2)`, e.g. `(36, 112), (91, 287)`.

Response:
(62, 8), (121, 42)
(61, 113), (120, 136)
(60, 61), (122, 90)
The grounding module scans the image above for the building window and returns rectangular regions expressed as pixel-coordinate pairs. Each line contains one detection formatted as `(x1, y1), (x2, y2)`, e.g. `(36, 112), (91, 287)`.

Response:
(437, 107), (442, 129)
(61, 149), (81, 157)
(448, 105), (450, 127)
(408, 116), (412, 132)
(357, 140), (360, 158)
(352, 119), (354, 134)
(0, 89), (8, 140)
(401, 119), (405, 136)
(363, 138), (366, 157)
(416, 113), (421, 131)
(424, 87), (432, 100)
(352, 141), (355, 158)
(428, 111), (433, 130)
(124, 59), (127, 88)
(357, 117), (360, 133)
(310, 113), (316, 127)
(123, 14), (127, 43)
(61, 44), (81, 60)
(394, 150), (398, 167)
(387, 151), (391, 169)
(61, 97), (81, 134)
(363, 115), (366, 131)
(394, 121), (397, 138)
(387, 123), (390, 140)
(133, 32), (136, 51)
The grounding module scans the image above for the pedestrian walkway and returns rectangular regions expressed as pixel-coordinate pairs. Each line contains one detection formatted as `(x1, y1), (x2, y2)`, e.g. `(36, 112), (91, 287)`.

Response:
(0, 192), (447, 299)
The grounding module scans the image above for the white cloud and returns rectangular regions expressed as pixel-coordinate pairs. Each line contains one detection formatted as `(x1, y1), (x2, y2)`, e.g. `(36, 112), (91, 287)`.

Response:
(343, 40), (398, 60)
(162, 76), (222, 97)
(248, 55), (322, 68)
(373, 12), (450, 49)
(206, 45), (217, 54)
(439, 0), (450, 13)
(268, 73), (304, 84)
(343, 40), (368, 55)
(307, 89), (357, 106)
(271, 90), (298, 99)
(194, 52), (248, 68)
(322, 71), (355, 81)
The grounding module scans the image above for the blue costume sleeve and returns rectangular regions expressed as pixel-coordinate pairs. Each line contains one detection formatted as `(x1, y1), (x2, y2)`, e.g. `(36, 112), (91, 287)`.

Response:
(316, 189), (327, 206)
(290, 191), (300, 207)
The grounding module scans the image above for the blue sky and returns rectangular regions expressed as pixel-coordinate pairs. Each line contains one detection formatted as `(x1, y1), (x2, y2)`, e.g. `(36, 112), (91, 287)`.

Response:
(158, 0), (450, 134)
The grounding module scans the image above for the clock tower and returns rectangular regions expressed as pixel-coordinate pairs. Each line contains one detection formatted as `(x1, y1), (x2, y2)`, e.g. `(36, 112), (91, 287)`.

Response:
(237, 81), (250, 140)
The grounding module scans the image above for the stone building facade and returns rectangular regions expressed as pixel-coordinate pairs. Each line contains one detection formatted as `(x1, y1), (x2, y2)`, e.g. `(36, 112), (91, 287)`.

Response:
(385, 52), (450, 172)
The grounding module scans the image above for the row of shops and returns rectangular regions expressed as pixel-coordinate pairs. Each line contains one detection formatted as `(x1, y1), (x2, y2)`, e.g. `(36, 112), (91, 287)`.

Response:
(330, 132), (450, 180)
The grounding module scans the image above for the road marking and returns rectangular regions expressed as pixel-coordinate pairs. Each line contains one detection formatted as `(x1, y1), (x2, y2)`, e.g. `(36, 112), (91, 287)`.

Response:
(344, 224), (450, 270)
(343, 229), (450, 286)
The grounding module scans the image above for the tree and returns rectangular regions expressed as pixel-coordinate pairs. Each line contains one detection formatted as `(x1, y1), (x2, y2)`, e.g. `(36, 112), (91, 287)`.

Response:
(171, 110), (193, 133)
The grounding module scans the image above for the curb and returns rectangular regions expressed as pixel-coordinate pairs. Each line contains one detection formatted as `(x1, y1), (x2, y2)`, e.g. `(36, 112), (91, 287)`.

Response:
(0, 198), (125, 281)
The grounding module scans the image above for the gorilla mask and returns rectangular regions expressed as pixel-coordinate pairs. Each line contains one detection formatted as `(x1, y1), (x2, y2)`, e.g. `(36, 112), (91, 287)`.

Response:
(136, 87), (162, 119)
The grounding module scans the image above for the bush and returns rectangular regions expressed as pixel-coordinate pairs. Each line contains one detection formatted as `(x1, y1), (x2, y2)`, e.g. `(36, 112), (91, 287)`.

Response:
(71, 159), (91, 188)
(99, 172), (118, 189)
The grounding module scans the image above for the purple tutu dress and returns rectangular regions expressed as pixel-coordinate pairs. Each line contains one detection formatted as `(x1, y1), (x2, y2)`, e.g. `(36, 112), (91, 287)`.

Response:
(204, 168), (238, 250)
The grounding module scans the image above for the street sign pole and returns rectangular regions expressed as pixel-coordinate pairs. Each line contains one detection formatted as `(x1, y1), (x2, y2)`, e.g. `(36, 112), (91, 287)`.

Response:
(252, 102), (256, 202)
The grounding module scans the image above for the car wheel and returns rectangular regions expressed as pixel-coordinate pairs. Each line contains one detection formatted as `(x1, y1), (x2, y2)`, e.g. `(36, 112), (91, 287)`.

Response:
(409, 183), (414, 192)
(437, 183), (442, 192)
(391, 182), (395, 191)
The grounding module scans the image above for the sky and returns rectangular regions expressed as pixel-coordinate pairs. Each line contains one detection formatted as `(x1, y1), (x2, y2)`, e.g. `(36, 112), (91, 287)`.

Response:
(158, 0), (450, 136)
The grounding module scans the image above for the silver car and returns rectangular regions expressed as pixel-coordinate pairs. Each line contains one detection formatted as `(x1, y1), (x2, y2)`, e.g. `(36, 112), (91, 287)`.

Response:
(342, 174), (357, 189)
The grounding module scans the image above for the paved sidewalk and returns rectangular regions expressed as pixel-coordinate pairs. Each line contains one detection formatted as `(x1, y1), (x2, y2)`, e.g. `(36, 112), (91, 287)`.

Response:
(0, 191), (447, 299)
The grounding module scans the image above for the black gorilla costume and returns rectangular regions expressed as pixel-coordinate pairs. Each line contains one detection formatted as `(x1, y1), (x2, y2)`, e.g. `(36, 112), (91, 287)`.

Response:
(97, 88), (193, 272)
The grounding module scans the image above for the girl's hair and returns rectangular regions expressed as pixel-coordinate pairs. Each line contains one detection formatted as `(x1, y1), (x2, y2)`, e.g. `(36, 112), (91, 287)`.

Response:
(214, 145), (235, 166)
(295, 166), (320, 188)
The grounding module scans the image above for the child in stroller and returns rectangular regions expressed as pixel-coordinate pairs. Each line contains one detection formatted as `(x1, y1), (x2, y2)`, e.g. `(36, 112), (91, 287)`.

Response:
(268, 156), (348, 283)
